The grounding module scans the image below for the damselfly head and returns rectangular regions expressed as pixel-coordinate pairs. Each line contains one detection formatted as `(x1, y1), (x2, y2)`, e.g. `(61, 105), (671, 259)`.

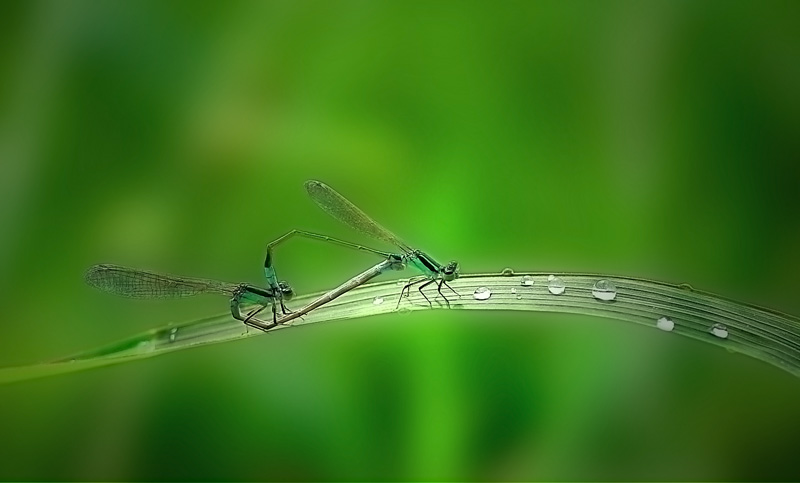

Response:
(442, 261), (460, 281)
(388, 253), (406, 271)
(278, 281), (294, 301)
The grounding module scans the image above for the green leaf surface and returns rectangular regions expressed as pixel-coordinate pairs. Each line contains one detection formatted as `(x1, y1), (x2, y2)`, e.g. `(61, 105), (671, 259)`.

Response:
(2, 271), (797, 384)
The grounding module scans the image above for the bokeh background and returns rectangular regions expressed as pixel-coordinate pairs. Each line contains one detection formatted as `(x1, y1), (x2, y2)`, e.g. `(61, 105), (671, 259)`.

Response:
(1, 0), (799, 480)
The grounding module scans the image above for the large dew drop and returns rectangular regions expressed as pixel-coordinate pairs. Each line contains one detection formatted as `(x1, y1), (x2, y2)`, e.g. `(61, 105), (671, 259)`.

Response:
(591, 279), (617, 301)
(656, 317), (674, 332)
(547, 275), (565, 295)
(710, 323), (729, 339)
(473, 287), (492, 301)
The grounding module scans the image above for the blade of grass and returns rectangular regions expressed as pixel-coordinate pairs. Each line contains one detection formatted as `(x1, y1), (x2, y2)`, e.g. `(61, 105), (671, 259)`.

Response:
(1, 271), (798, 384)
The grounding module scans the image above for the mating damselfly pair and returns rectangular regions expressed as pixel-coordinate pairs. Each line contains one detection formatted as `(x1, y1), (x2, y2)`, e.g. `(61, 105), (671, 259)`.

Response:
(86, 180), (461, 332)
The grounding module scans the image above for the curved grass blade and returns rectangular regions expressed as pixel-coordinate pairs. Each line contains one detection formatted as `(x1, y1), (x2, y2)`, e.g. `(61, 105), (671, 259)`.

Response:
(2, 271), (799, 384)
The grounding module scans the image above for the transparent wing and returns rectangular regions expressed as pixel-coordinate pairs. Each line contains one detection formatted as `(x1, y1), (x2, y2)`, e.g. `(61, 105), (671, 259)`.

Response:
(85, 264), (237, 298)
(305, 180), (412, 252)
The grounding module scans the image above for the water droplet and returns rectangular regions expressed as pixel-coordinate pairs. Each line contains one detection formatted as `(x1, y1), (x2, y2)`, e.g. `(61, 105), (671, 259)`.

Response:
(511, 288), (517, 294)
(169, 327), (178, 342)
(547, 275), (565, 295)
(710, 323), (729, 339)
(137, 340), (154, 353)
(473, 287), (492, 300)
(591, 279), (617, 301)
(656, 317), (674, 332)
(520, 275), (535, 286)
(372, 296), (385, 305)
(501, 267), (515, 276)
(678, 283), (695, 291)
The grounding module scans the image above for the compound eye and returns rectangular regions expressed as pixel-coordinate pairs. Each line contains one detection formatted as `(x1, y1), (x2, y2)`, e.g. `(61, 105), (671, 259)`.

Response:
(388, 254), (405, 271)
(278, 281), (295, 300)
(443, 261), (460, 280)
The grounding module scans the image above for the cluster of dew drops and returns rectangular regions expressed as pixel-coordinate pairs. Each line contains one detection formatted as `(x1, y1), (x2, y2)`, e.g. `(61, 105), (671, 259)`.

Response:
(362, 267), (730, 341)
(469, 268), (730, 340)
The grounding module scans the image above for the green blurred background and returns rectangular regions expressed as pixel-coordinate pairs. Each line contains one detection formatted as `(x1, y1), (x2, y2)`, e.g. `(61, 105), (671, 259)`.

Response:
(1, 0), (799, 480)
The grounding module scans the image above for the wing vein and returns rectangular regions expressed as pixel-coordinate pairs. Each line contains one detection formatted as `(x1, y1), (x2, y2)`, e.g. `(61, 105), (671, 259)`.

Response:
(305, 180), (412, 252)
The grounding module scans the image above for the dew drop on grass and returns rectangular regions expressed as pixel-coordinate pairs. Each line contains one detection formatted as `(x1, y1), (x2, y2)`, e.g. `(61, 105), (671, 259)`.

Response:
(169, 327), (178, 342)
(137, 340), (154, 354)
(591, 279), (617, 301)
(547, 275), (565, 295)
(501, 267), (515, 276)
(473, 287), (492, 300)
(520, 275), (535, 286)
(711, 323), (729, 339)
(656, 317), (674, 332)
(372, 296), (385, 305)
